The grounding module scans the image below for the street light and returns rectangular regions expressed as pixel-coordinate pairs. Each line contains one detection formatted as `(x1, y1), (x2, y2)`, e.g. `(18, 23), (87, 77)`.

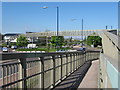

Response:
(42, 6), (60, 51)
(82, 19), (83, 46)
(71, 18), (84, 46)
(42, 6), (59, 36)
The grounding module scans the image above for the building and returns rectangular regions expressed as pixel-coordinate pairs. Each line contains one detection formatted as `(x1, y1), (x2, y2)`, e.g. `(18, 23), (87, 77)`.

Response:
(3, 33), (20, 43)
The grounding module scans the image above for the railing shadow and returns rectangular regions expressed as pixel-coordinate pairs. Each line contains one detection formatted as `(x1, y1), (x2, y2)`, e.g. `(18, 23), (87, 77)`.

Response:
(53, 60), (92, 90)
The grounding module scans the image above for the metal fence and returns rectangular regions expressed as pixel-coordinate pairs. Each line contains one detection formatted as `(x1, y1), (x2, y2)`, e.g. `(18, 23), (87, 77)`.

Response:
(0, 51), (100, 89)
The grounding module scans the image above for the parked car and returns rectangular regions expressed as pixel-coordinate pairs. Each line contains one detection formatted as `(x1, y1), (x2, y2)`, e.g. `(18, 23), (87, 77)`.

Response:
(80, 47), (86, 51)
(11, 45), (17, 49)
(2, 47), (8, 52)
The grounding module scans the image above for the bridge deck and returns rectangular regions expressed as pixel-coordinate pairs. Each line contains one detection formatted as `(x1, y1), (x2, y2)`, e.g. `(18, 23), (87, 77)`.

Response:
(53, 60), (99, 89)
(79, 60), (99, 88)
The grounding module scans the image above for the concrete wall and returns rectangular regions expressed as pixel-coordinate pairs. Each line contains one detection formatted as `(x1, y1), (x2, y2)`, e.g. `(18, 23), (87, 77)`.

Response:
(99, 31), (119, 88)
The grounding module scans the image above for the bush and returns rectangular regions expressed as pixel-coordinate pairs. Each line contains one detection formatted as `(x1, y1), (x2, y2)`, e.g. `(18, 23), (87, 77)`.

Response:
(86, 36), (102, 47)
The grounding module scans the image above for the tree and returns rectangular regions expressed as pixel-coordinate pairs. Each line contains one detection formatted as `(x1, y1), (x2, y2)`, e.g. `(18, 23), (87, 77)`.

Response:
(51, 36), (64, 48)
(86, 36), (102, 47)
(16, 35), (28, 47)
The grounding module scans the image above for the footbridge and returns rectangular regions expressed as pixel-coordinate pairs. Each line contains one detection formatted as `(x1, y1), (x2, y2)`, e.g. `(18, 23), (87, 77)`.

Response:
(0, 29), (119, 89)
(24, 29), (117, 37)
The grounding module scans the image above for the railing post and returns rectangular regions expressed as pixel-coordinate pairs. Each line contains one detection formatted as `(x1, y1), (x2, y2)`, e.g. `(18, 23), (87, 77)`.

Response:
(60, 55), (63, 81)
(70, 54), (71, 73)
(17, 59), (22, 88)
(52, 56), (56, 87)
(66, 54), (68, 76)
(85, 51), (86, 62)
(19, 58), (27, 89)
(75, 53), (77, 70)
(75, 53), (77, 69)
(79, 53), (81, 67)
(88, 51), (90, 60)
(79, 54), (81, 67)
(40, 57), (44, 90)
(2, 66), (5, 86)
(73, 54), (75, 71)
(38, 57), (42, 88)
(78, 53), (80, 67)
(1, 65), (3, 87)
(86, 51), (87, 61)
(76, 53), (78, 69)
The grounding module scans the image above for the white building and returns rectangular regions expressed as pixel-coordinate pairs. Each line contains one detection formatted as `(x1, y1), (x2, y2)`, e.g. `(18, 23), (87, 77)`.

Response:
(3, 33), (20, 43)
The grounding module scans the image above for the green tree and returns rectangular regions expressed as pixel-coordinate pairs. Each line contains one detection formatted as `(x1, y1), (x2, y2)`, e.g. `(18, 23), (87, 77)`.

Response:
(51, 36), (64, 48)
(86, 36), (102, 47)
(16, 35), (28, 47)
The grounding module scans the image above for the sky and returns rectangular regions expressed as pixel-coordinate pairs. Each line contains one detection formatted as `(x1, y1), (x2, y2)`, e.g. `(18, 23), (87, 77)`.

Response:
(2, 2), (118, 34)
(2, 0), (119, 2)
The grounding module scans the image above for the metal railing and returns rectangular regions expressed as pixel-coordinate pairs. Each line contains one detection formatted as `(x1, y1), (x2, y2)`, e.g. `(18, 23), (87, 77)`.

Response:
(0, 51), (100, 89)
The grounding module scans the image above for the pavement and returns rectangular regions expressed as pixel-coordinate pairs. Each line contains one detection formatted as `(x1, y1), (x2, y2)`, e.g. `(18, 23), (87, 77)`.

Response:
(78, 60), (99, 88)
(53, 61), (92, 90)
(53, 60), (99, 89)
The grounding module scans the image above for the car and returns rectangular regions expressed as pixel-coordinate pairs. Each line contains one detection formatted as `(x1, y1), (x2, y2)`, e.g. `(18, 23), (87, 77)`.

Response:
(2, 47), (8, 52)
(56, 49), (66, 52)
(77, 47), (86, 51)
(11, 45), (17, 49)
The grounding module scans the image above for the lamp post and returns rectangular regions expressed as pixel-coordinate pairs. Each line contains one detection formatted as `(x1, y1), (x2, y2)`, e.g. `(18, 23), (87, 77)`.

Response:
(56, 6), (59, 36)
(71, 18), (84, 46)
(42, 6), (59, 36)
(42, 6), (59, 51)
(82, 19), (83, 46)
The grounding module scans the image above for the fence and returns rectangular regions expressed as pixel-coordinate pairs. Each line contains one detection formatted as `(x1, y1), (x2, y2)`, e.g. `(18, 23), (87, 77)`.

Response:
(0, 51), (100, 89)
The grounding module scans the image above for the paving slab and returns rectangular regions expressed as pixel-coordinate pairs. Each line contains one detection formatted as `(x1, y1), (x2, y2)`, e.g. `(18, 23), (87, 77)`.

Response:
(78, 60), (99, 88)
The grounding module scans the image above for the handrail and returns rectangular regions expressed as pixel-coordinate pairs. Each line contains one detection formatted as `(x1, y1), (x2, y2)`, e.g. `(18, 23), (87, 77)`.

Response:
(0, 51), (100, 89)
(104, 31), (120, 50)
(1, 50), (99, 60)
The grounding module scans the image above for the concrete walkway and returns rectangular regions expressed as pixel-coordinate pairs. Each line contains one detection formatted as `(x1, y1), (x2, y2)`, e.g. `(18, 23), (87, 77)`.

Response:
(53, 60), (99, 89)
(54, 61), (92, 90)
(78, 60), (99, 88)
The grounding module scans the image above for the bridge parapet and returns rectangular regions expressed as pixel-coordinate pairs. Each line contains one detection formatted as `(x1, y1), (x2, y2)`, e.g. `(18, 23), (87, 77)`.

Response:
(23, 29), (116, 37)
(99, 31), (120, 88)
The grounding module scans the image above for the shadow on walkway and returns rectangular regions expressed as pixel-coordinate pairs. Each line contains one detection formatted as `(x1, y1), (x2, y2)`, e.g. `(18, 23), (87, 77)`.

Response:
(53, 61), (92, 90)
